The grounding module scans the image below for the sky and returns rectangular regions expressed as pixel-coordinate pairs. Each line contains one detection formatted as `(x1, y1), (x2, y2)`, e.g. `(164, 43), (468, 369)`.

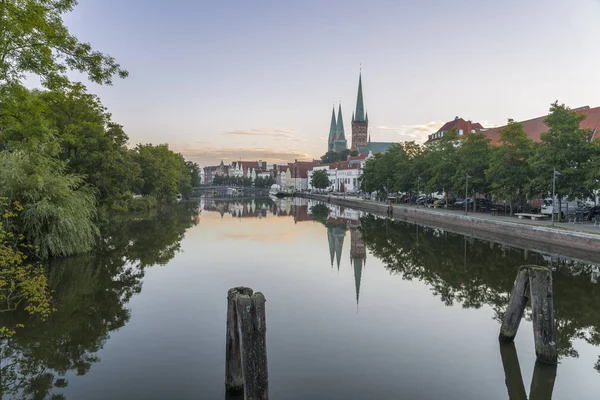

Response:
(61, 0), (600, 165)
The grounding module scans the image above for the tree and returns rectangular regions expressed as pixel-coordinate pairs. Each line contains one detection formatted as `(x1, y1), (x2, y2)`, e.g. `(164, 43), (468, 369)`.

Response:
(528, 102), (596, 217)
(0, 0), (128, 87)
(0, 151), (98, 259)
(423, 129), (459, 204)
(40, 83), (140, 207)
(131, 144), (188, 202)
(311, 169), (331, 190)
(0, 198), (51, 337)
(453, 132), (491, 210)
(486, 120), (533, 214)
(320, 149), (357, 164)
(186, 161), (201, 187)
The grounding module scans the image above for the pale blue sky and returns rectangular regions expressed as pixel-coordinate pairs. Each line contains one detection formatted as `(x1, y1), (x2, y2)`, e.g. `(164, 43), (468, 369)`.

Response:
(63, 0), (600, 165)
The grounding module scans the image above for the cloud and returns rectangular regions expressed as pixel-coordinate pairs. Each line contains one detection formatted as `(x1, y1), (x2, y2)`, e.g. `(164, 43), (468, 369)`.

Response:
(376, 122), (444, 143)
(174, 145), (317, 165)
(221, 128), (299, 140)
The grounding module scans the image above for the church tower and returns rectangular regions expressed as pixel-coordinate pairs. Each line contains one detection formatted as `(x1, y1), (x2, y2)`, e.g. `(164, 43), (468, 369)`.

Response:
(351, 72), (368, 151)
(327, 106), (336, 152)
(333, 103), (347, 152)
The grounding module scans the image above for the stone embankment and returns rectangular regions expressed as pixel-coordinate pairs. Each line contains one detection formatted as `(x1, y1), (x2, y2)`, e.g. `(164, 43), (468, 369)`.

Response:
(298, 193), (600, 263)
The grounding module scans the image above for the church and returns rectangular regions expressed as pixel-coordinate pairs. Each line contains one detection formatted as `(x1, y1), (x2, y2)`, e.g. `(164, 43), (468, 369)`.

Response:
(327, 72), (397, 155)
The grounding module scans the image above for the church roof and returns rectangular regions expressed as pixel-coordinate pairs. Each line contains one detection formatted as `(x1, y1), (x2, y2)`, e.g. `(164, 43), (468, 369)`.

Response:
(354, 72), (366, 122)
(357, 142), (398, 155)
(336, 103), (346, 141)
(328, 107), (336, 144)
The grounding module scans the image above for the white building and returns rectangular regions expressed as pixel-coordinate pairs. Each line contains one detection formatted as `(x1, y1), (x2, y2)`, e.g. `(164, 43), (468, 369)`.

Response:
(308, 153), (371, 193)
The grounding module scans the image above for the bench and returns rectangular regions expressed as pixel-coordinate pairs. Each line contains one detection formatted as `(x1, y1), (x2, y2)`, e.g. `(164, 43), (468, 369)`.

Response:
(514, 213), (550, 221)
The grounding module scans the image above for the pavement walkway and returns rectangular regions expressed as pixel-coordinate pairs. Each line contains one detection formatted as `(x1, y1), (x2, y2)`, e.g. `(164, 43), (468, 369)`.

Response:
(338, 195), (600, 236)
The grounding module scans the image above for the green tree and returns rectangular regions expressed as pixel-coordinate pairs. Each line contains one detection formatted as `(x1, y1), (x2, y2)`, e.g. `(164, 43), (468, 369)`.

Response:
(0, 198), (51, 337)
(453, 132), (490, 209)
(311, 169), (331, 190)
(131, 144), (188, 202)
(0, 151), (98, 259)
(186, 161), (201, 187)
(486, 120), (533, 214)
(528, 102), (596, 216)
(423, 130), (459, 204)
(40, 83), (140, 207)
(0, 0), (127, 87)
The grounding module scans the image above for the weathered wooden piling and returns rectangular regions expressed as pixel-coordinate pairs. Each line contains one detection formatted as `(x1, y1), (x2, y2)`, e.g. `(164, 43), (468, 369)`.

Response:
(225, 287), (269, 399)
(499, 266), (529, 341)
(499, 265), (557, 365)
(528, 267), (557, 365)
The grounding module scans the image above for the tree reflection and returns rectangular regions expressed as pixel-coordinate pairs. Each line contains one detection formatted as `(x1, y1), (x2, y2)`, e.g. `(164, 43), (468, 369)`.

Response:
(1, 203), (199, 399)
(359, 214), (600, 370)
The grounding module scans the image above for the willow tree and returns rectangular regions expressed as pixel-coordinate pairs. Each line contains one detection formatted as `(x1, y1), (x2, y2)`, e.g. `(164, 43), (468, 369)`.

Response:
(0, 151), (98, 259)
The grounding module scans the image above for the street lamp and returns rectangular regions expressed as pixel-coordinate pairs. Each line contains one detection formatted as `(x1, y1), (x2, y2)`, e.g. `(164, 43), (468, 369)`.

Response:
(551, 168), (562, 227)
(417, 176), (421, 205)
(465, 174), (471, 215)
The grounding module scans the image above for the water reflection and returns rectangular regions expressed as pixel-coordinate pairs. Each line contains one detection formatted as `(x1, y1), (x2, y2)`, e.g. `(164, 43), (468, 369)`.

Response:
(0, 203), (199, 400)
(358, 214), (600, 372)
(499, 341), (557, 399)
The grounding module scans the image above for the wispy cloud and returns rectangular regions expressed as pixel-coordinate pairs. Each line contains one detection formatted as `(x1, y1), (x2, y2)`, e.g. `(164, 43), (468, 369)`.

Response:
(376, 122), (444, 143)
(175, 145), (317, 165)
(221, 128), (299, 140)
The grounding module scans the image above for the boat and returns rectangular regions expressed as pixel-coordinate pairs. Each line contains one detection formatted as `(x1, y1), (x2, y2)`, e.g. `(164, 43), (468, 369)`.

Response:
(269, 184), (287, 198)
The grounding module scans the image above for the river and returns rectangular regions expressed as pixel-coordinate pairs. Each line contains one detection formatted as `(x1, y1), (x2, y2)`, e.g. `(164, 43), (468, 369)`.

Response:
(2, 197), (600, 399)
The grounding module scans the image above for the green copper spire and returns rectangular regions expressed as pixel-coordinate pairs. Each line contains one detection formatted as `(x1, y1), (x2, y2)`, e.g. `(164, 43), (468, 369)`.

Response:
(352, 111), (355, 123)
(354, 72), (365, 122)
(328, 106), (336, 150)
(336, 103), (345, 140)
(365, 111), (369, 123)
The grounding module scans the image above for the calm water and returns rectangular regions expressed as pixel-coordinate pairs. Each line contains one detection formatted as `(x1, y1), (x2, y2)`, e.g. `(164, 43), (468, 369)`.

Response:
(2, 197), (600, 399)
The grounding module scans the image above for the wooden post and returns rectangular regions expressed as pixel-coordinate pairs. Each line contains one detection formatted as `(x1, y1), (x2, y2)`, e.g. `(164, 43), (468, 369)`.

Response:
(499, 266), (529, 341)
(498, 265), (557, 365)
(225, 287), (269, 399)
(499, 342), (527, 400)
(529, 267), (557, 364)
(226, 287), (253, 394)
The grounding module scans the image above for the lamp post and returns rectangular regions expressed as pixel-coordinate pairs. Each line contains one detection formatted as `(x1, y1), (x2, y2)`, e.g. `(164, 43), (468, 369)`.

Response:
(386, 177), (389, 202)
(465, 174), (471, 215)
(551, 168), (561, 227)
(417, 176), (421, 205)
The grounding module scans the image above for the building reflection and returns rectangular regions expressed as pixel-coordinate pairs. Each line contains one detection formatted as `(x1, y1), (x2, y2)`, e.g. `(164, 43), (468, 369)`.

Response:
(200, 198), (370, 308)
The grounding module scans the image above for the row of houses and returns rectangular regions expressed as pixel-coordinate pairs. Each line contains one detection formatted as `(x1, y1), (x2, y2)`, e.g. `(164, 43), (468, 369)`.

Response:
(427, 105), (600, 144)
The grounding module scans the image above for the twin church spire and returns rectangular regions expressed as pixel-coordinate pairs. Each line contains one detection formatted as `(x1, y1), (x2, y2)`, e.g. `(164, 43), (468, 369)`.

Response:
(327, 71), (369, 153)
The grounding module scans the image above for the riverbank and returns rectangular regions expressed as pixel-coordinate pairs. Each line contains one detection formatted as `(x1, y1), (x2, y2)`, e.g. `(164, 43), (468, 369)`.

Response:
(298, 193), (600, 263)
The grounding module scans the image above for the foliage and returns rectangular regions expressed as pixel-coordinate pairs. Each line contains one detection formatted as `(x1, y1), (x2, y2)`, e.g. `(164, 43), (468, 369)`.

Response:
(320, 149), (358, 164)
(310, 169), (331, 190)
(452, 132), (490, 198)
(128, 196), (158, 213)
(130, 144), (190, 202)
(309, 203), (330, 226)
(423, 129), (459, 202)
(254, 175), (276, 188)
(0, 203), (199, 399)
(0, 198), (52, 337)
(528, 102), (597, 201)
(361, 144), (404, 194)
(0, 151), (98, 259)
(186, 161), (202, 187)
(0, 0), (128, 87)
(359, 214), (600, 369)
